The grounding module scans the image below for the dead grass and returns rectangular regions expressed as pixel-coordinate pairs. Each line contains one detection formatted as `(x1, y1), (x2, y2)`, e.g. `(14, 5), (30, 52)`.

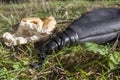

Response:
(0, 0), (120, 80)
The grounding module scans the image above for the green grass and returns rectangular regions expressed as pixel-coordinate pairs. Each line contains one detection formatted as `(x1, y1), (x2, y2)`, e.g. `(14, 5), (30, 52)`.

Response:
(0, 0), (120, 80)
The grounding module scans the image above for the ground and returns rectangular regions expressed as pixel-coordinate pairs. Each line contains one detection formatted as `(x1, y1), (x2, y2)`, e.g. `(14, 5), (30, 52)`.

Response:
(0, 0), (120, 80)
